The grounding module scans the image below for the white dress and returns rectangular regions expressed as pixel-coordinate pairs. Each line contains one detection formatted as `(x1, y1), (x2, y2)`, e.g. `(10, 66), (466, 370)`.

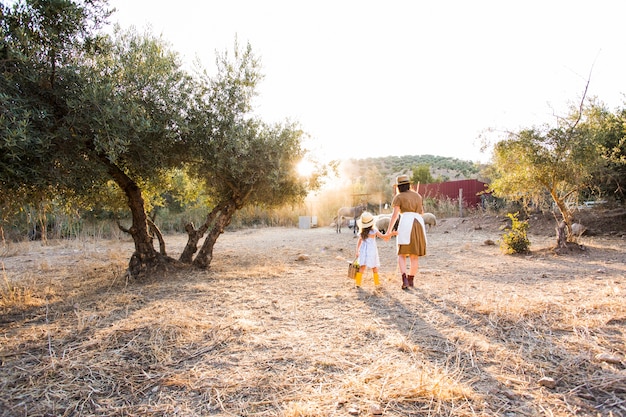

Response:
(358, 229), (381, 268)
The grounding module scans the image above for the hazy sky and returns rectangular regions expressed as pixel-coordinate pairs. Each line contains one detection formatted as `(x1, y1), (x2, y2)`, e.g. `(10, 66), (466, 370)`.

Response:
(108, 0), (626, 163)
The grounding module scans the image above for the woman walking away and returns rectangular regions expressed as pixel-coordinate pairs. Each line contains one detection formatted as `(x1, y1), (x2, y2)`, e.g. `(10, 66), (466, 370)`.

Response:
(354, 212), (388, 288)
(383, 174), (427, 290)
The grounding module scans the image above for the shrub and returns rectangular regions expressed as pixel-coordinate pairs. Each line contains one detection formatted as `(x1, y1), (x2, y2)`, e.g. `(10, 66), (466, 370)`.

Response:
(500, 212), (530, 254)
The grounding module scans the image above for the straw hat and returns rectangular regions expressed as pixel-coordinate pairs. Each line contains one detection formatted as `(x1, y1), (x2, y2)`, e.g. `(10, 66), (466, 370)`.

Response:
(396, 174), (410, 185)
(357, 211), (375, 229)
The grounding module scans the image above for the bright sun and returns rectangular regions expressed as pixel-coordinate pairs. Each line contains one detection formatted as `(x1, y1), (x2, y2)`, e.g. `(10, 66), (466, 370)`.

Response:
(297, 160), (315, 177)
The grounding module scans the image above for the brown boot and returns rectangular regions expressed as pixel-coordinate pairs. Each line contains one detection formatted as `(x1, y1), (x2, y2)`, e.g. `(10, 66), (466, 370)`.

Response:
(407, 275), (414, 287)
(401, 273), (408, 290)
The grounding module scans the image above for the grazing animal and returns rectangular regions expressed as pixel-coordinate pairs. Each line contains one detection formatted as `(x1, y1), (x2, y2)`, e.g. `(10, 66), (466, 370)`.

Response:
(336, 205), (365, 233)
(571, 222), (587, 238)
(422, 212), (437, 230)
(375, 215), (391, 233)
(375, 214), (399, 234)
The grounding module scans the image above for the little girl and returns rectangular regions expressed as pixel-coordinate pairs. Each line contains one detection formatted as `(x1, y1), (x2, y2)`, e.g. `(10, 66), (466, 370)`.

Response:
(354, 212), (392, 288)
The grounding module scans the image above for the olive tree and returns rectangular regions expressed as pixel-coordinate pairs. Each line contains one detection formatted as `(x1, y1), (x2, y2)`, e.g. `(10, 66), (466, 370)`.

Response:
(3, 7), (194, 273)
(411, 164), (435, 185)
(179, 44), (312, 268)
(72, 27), (198, 275)
(0, 0), (113, 240)
(74, 37), (315, 275)
(489, 95), (605, 244)
(580, 103), (626, 201)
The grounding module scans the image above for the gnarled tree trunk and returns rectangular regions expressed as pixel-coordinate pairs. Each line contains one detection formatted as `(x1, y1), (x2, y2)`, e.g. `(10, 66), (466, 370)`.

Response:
(556, 221), (568, 249)
(550, 189), (576, 247)
(104, 159), (166, 278)
(193, 202), (237, 269)
(148, 218), (167, 255)
(179, 203), (226, 264)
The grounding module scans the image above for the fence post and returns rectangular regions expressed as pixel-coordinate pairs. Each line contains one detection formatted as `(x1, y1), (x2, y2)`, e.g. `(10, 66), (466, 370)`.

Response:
(459, 188), (463, 218)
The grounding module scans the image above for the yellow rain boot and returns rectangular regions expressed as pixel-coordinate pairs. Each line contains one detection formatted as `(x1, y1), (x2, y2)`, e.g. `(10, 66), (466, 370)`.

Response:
(355, 272), (363, 287)
(373, 272), (380, 286)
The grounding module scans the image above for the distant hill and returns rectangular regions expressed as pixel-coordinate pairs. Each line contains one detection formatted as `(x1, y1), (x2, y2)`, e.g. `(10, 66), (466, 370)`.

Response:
(342, 154), (487, 184)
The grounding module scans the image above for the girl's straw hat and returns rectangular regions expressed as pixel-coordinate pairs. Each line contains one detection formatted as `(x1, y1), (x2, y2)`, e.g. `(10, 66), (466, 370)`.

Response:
(357, 212), (375, 229)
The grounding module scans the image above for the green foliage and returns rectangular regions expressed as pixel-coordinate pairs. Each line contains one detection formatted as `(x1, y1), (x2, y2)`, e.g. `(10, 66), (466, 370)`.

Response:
(580, 102), (626, 201)
(351, 155), (480, 181)
(489, 100), (608, 228)
(187, 42), (310, 213)
(74, 26), (193, 175)
(500, 212), (530, 254)
(411, 164), (435, 184)
(1, 0), (195, 203)
(0, 0), (109, 196)
(1, 0), (116, 240)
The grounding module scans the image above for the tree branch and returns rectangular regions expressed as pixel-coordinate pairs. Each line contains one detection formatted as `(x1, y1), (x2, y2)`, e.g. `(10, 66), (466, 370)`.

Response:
(569, 59), (597, 132)
(148, 218), (166, 255)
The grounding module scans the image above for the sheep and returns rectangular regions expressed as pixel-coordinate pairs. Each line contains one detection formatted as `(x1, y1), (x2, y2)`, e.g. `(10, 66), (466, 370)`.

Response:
(557, 221), (587, 247)
(422, 212), (437, 230)
(375, 214), (392, 233)
(571, 222), (587, 238)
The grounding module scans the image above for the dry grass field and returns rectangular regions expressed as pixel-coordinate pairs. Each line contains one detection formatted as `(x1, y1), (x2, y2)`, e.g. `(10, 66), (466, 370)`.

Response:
(1, 210), (625, 416)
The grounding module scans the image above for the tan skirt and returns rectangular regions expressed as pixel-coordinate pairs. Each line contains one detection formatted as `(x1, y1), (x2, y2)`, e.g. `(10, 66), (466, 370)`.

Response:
(397, 219), (426, 256)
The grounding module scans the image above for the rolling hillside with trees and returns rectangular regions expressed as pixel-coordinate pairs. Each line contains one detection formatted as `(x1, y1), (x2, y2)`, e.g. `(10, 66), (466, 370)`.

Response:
(344, 154), (487, 184)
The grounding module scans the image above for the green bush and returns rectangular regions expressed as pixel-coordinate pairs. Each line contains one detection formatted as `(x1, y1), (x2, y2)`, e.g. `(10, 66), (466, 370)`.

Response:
(500, 212), (530, 254)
